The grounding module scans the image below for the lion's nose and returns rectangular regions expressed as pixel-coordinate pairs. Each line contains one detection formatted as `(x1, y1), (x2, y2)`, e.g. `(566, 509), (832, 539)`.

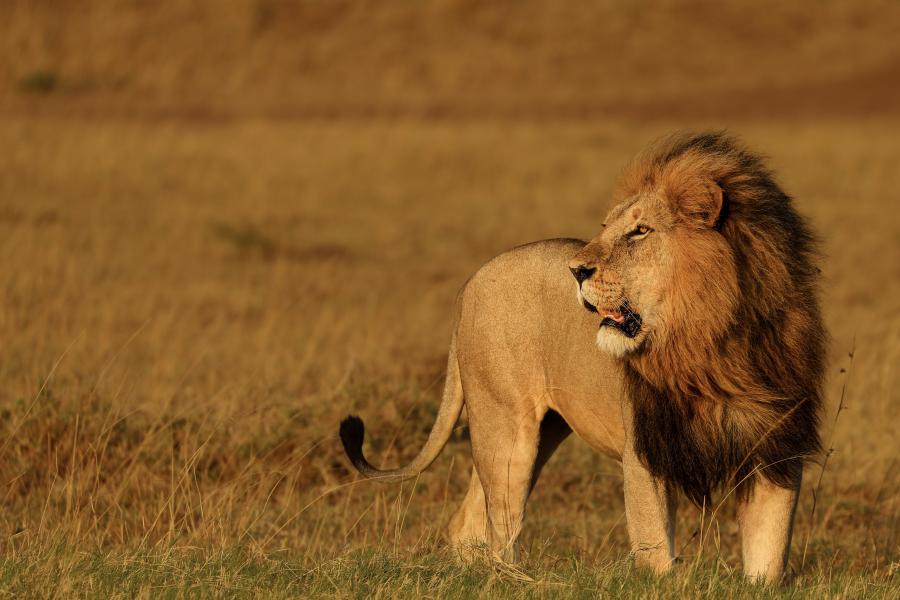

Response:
(569, 265), (596, 284)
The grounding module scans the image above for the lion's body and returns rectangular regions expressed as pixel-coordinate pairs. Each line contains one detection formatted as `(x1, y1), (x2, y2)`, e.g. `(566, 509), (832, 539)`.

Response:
(448, 239), (629, 554)
(340, 133), (825, 584)
(341, 238), (635, 553)
(456, 239), (625, 457)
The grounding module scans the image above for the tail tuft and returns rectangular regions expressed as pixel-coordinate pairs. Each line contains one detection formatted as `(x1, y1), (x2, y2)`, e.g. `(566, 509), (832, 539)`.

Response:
(339, 415), (367, 470)
(337, 336), (463, 483)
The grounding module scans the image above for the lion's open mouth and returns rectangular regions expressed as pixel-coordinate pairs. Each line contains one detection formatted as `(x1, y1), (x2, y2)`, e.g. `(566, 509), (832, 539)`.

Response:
(583, 299), (642, 338)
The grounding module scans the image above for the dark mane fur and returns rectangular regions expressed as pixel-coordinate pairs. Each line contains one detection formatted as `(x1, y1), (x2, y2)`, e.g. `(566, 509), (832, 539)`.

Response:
(618, 132), (827, 505)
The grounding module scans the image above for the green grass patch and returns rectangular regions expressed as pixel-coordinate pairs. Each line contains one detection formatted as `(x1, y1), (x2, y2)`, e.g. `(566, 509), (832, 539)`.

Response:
(18, 70), (59, 93)
(0, 547), (896, 599)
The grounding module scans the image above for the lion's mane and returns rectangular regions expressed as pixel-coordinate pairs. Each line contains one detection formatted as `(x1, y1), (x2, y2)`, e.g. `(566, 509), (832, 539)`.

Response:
(618, 132), (826, 505)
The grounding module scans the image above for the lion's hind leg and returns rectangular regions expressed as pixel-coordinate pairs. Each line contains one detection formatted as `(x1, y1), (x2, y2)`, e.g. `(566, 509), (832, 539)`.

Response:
(465, 398), (568, 562)
(448, 410), (571, 561)
(447, 416), (538, 563)
(447, 467), (489, 560)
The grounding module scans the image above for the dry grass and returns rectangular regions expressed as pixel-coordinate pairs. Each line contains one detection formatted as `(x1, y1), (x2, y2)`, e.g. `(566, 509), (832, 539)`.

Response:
(0, 1), (898, 597)
(4, 0), (900, 118)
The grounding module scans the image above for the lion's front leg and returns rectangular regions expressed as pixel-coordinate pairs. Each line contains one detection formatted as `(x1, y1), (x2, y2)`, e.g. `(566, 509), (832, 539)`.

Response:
(622, 445), (678, 573)
(738, 470), (801, 583)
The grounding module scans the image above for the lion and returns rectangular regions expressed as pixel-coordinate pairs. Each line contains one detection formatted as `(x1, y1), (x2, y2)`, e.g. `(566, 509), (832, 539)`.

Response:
(339, 132), (825, 583)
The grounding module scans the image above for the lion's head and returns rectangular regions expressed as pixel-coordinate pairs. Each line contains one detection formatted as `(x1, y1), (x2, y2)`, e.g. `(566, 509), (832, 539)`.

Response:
(569, 165), (735, 359)
(571, 132), (826, 504)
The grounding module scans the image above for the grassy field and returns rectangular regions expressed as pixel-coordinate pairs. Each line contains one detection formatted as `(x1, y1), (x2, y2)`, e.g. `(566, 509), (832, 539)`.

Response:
(1, 1), (899, 598)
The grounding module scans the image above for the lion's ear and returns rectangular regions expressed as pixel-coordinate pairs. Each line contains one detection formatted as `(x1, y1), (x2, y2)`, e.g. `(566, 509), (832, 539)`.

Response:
(677, 179), (723, 228)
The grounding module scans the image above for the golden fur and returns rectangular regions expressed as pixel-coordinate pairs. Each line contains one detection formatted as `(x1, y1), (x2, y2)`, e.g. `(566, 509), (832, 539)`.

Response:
(340, 132), (825, 582)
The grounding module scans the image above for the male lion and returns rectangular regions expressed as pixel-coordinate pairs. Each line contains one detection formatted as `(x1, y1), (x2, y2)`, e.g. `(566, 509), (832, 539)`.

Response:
(340, 132), (825, 583)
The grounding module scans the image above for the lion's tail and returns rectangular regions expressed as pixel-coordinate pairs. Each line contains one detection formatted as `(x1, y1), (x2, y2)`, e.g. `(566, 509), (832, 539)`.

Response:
(339, 334), (464, 484)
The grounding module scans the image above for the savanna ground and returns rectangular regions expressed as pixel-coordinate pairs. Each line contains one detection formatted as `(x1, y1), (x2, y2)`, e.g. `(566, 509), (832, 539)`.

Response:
(1, 2), (899, 598)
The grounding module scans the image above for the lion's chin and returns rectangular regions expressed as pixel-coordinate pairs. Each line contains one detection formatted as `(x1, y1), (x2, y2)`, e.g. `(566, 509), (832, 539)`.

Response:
(595, 326), (643, 358)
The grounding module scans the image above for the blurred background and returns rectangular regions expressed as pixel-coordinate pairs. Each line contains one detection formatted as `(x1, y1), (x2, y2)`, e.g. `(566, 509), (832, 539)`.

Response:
(0, 0), (897, 580)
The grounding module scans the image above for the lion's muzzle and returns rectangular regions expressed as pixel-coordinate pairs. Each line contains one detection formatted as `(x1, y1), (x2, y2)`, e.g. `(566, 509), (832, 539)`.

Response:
(599, 301), (642, 338)
(569, 265), (596, 285)
(570, 261), (642, 339)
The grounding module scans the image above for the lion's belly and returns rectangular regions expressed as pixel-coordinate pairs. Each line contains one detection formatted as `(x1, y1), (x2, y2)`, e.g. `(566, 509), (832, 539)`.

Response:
(456, 238), (627, 460)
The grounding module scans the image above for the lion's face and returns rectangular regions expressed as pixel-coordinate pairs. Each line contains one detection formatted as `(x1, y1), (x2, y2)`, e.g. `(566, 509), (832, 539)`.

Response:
(569, 183), (735, 359)
(569, 193), (674, 357)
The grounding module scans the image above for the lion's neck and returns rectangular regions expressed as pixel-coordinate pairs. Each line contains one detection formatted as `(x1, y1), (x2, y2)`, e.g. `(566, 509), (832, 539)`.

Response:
(628, 337), (754, 404)
(623, 341), (817, 505)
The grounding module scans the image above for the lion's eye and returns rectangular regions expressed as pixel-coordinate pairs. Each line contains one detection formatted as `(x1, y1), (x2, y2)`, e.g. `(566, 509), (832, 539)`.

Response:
(629, 225), (652, 238)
